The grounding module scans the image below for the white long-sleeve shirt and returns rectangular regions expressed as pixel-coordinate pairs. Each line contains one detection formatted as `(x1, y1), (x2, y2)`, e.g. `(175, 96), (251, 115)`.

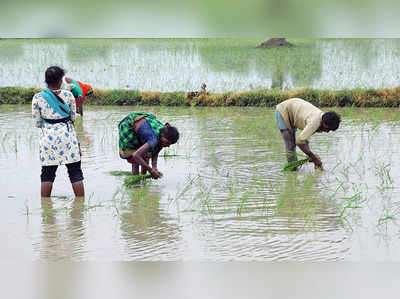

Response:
(276, 98), (324, 145)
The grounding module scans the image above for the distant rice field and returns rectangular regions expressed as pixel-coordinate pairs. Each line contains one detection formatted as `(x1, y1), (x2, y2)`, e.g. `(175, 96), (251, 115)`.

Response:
(1, 38), (400, 92)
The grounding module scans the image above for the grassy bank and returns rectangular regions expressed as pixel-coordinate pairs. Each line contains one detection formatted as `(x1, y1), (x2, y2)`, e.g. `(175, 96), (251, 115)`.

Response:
(1, 86), (400, 107)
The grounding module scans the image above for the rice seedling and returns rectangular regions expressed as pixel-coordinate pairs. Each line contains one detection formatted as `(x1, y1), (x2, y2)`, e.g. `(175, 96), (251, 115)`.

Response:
(168, 174), (199, 204)
(338, 192), (366, 225)
(160, 151), (179, 158)
(378, 199), (400, 226)
(4, 84), (400, 261)
(184, 176), (217, 216)
(109, 170), (161, 187)
(236, 190), (254, 216)
(24, 200), (30, 216)
(283, 158), (310, 171)
(124, 174), (154, 187)
(374, 162), (394, 186)
(86, 192), (95, 205)
(82, 203), (104, 211)
(378, 216), (397, 225)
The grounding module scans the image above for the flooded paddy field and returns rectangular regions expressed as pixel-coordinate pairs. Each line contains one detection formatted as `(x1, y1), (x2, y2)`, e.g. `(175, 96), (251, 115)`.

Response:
(1, 105), (400, 261)
(2, 38), (400, 92)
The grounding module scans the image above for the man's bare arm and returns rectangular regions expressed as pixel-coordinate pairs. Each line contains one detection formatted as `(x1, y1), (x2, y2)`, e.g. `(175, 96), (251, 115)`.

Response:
(297, 141), (323, 169)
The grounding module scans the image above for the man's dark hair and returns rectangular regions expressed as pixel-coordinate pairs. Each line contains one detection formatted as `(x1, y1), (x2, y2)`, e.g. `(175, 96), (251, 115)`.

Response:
(160, 125), (179, 144)
(45, 66), (65, 85)
(322, 111), (341, 131)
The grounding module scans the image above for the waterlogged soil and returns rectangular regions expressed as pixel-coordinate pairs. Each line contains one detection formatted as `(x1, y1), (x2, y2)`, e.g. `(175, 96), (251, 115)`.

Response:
(1, 105), (400, 261)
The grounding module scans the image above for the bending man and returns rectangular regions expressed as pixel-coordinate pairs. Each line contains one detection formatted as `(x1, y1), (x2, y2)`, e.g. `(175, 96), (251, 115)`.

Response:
(275, 98), (341, 170)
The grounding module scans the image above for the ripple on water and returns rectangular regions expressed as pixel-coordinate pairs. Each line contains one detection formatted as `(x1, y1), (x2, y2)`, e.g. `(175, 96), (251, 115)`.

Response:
(2, 106), (400, 261)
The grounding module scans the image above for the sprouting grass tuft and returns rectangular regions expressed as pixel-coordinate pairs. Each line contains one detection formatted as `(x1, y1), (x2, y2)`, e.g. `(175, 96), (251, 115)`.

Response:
(124, 174), (152, 187)
(283, 158), (310, 171)
(109, 170), (162, 186)
(124, 173), (163, 187)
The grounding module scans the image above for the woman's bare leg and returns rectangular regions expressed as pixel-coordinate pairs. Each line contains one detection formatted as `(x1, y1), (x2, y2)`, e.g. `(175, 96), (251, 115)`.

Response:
(71, 180), (85, 197)
(41, 182), (53, 197)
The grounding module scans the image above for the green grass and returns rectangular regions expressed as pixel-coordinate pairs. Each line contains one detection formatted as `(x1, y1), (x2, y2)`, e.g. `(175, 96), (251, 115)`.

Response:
(109, 170), (156, 187)
(283, 158), (310, 171)
(124, 174), (153, 187)
(3, 86), (400, 107)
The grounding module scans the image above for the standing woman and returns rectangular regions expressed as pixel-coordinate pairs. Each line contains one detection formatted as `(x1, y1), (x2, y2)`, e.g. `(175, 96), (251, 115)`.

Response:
(32, 66), (85, 197)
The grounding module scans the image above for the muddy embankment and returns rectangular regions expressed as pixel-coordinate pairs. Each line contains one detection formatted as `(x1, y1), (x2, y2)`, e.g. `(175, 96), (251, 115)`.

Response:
(1, 86), (400, 107)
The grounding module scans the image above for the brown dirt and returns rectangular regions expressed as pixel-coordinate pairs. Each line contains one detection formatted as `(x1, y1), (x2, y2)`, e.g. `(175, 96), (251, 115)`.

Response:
(257, 38), (293, 48)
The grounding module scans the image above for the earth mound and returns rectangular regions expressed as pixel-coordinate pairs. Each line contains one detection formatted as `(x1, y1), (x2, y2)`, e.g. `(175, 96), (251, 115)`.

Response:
(257, 38), (293, 48)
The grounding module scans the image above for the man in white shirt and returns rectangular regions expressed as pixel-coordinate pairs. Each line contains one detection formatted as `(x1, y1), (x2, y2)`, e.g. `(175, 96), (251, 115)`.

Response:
(275, 98), (341, 170)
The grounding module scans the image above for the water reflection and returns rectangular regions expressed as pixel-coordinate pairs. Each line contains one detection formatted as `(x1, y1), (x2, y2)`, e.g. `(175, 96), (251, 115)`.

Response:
(39, 197), (86, 261)
(66, 39), (112, 63)
(0, 40), (24, 61)
(197, 40), (323, 89)
(117, 185), (181, 260)
(273, 172), (341, 230)
(74, 117), (93, 152)
(182, 166), (348, 260)
(1, 105), (400, 261)
(1, 39), (400, 91)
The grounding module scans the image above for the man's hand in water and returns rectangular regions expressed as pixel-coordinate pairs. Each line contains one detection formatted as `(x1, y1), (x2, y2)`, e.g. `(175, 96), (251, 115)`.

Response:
(150, 168), (162, 179)
(298, 142), (323, 170)
(313, 156), (323, 170)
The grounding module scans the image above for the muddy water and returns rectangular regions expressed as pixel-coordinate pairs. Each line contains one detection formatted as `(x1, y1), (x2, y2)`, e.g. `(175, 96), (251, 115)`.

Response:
(1, 105), (400, 261)
(1, 39), (400, 91)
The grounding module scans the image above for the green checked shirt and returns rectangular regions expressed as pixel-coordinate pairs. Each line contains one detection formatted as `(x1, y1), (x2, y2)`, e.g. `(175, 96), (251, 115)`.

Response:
(118, 112), (164, 157)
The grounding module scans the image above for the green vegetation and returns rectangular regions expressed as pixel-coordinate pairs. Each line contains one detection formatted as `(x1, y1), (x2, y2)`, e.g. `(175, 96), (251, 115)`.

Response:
(283, 158), (310, 171)
(2, 86), (400, 107)
(109, 170), (156, 187)
(4, 102), (400, 254)
(0, 87), (41, 104)
(124, 174), (153, 187)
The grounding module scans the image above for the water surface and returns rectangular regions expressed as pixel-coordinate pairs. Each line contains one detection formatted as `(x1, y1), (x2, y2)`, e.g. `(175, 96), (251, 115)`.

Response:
(1, 39), (400, 91)
(1, 105), (400, 261)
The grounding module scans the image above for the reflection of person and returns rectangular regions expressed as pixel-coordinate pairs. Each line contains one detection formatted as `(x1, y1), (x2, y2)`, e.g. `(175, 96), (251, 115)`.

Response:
(40, 196), (85, 261)
(73, 114), (92, 152)
(118, 112), (179, 178)
(275, 98), (341, 170)
(119, 188), (180, 258)
(32, 66), (84, 197)
(61, 76), (93, 116)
